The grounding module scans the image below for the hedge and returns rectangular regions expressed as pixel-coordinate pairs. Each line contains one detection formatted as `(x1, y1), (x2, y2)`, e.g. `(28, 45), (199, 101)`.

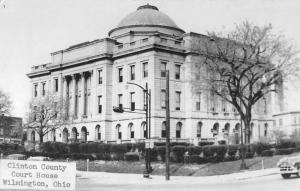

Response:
(171, 145), (187, 163)
(261, 150), (275, 157)
(275, 148), (295, 155)
(124, 152), (140, 161)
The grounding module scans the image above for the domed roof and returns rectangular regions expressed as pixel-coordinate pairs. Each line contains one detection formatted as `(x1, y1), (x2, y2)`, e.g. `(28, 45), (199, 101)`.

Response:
(109, 4), (185, 37)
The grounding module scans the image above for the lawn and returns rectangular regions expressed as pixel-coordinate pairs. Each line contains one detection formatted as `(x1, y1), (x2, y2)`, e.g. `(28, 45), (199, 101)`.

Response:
(75, 152), (300, 176)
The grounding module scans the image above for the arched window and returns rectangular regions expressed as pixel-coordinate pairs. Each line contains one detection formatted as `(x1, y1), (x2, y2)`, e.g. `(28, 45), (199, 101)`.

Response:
(81, 126), (87, 142)
(161, 121), (166, 138)
(128, 123), (134, 139)
(197, 122), (202, 138)
(176, 122), (182, 138)
(264, 123), (268, 137)
(212, 123), (219, 136)
(116, 124), (121, 139)
(31, 131), (36, 142)
(51, 128), (56, 142)
(71, 127), (78, 140)
(62, 128), (68, 143)
(141, 122), (147, 138)
(95, 125), (101, 140)
(224, 123), (230, 135)
(234, 123), (240, 144)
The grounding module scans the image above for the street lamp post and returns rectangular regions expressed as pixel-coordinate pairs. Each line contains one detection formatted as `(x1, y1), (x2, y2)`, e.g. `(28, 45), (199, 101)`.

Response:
(113, 82), (152, 178)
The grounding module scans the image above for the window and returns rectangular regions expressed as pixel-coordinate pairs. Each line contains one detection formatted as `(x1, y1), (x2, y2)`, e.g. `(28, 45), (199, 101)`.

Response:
(130, 65), (135, 80)
(118, 94), (123, 109)
(161, 62), (167, 77)
(197, 122), (202, 137)
(129, 123), (134, 139)
(176, 122), (182, 138)
(196, 92), (201, 111)
(142, 122), (147, 138)
(118, 68), (123, 82)
(98, 96), (102, 113)
(264, 123), (268, 137)
(210, 90), (215, 111)
(175, 64), (181, 79)
(143, 62), (148, 78)
(42, 83), (46, 96)
(175, 91), (181, 110)
(96, 125), (101, 140)
(116, 125), (122, 139)
(130, 92), (135, 111)
(34, 84), (38, 97)
(54, 79), (58, 92)
(161, 122), (166, 138)
(98, 70), (103, 84)
(161, 90), (166, 109)
(279, 118), (283, 126)
(263, 97), (267, 114)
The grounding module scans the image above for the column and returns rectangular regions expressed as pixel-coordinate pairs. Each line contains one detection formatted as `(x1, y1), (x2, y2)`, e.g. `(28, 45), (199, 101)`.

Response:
(72, 74), (78, 118)
(79, 72), (86, 118)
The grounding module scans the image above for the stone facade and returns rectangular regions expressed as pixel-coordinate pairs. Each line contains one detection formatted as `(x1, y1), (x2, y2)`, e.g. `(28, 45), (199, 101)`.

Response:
(27, 5), (274, 144)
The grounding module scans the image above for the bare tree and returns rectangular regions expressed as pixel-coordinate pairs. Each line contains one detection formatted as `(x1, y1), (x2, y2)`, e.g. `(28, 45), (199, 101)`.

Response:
(193, 21), (299, 144)
(27, 94), (67, 144)
(0, 90), (13, 142)
(0, 90), (12, 115)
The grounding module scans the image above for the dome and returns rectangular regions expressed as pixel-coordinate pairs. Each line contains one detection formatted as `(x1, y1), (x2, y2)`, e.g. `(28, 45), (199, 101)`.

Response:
(109, 4), (185, 38)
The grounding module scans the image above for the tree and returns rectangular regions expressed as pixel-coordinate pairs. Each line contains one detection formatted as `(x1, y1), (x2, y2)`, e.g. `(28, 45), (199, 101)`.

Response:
(0, 90), (12, 142)
(193, 21), (299, 144)
(27, 94), (67, 144)
(0, 90), (12, 115)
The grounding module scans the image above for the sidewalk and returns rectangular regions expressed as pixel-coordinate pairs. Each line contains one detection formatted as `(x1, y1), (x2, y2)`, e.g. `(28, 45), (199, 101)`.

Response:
(76, 168), (279, 185)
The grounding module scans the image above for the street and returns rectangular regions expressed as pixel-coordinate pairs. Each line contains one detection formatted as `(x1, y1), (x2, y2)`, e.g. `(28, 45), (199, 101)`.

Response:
(76, 173), (300, 191)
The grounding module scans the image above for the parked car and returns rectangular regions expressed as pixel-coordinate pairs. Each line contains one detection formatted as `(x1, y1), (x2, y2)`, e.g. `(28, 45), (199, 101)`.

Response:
(27, 156), (52, 161)
(277, 155), (300, 178)
(6, 154), (27, 160)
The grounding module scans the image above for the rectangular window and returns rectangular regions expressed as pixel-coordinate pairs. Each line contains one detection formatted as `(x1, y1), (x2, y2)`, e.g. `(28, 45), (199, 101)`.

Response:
(175, 64), (180, 79)
(175, 91), (181, 110)
(161, 62), (167, 77)
(196, 92), (201, 111)
(42, 83), (46, 96)
(118, 94), (123, 109)
(54, 79), (58, 92)
(279, 119), (283, 126)
(34, 84), (38, 97)
(161, 89), (166, 109)
(130, 65), (135, 80)
(98, 70), (103, 84)
(118, 68), (123, 83)
(143, 62), (148, 78)
(130, 92), (135, 111)
(98, 96), (102, 114)
(130, 131), (134, 139)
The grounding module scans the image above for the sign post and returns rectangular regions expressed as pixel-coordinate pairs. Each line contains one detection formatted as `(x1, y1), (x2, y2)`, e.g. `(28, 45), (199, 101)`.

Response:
(0, 160), (76, 190)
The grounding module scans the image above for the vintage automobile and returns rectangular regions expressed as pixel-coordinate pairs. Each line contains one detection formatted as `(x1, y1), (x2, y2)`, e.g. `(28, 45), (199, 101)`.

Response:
(277, 155), (300, 178)
(27, 156), (52, 161)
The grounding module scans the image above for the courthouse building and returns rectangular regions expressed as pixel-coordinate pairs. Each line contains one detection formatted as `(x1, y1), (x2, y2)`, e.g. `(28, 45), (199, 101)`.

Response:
(27, 4), (276, 144)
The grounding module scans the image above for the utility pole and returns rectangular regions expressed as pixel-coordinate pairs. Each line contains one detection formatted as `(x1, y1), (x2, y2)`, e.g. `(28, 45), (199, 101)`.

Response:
(165, 70), (170, 180)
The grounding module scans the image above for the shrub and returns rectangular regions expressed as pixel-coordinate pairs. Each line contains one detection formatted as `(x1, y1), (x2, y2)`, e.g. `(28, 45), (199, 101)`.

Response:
(227, 145), (239, 156)
(189, 155), (205, 164)
(171, 145), (186, 163)
(276, 140), (296, 149)
(261, 150), (274, 157)
(124, 152), (140, 161)
(218, 140), (226, 145)
(187, 146), (202, 155)
(155, 146), (166, 162)
(198, 141), (214, 146)
(252, 142), (272, 155)
(132, 142), (145, 153)
(78, 143), (89, 153)
(245, 152), (254, 159)
(275, 148), (295, 155)
(68, 143), (80, 153)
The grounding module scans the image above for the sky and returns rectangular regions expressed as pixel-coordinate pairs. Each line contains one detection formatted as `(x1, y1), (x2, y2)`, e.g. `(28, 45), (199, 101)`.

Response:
(0, 0), (300, 118)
